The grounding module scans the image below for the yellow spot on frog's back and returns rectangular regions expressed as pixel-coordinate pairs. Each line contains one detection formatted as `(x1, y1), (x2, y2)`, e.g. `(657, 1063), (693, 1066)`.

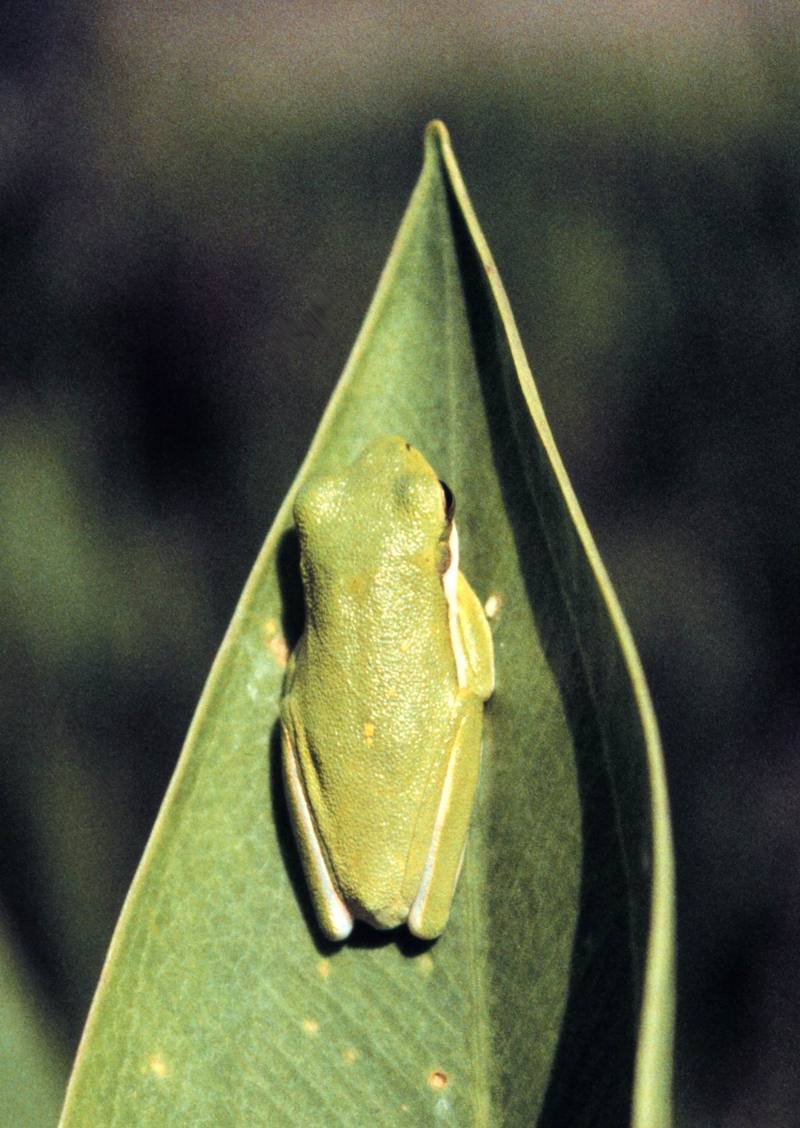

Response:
(347, 574), (367, 597)
(263, 618), (289, 667)
(417, 953), (434, 976)
(399, 639), (411, 653)
(428, 1069), (449, 1090)
(317, 959), (330, 980)
(484, 593), (502, 619)
(363, 721), (375, 747)
(302, 1017), (320, 1035)
(342, 1047), (358, 1064)
(387, 686), (397, 698)
(146, 1053), (168, 1079)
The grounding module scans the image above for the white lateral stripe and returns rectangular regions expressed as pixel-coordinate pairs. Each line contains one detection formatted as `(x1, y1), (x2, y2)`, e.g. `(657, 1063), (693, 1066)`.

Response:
(443, 522), (467, 689)
(284, 731), (353, 940)
(408, 728), (461, 932)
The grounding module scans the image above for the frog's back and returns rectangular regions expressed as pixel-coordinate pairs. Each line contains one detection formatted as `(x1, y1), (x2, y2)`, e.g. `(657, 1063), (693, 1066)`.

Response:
(283, 560), (467, 927)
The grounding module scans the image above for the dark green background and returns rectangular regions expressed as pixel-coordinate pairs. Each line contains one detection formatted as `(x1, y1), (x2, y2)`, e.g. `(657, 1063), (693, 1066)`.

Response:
(1, 4), (798, 1124)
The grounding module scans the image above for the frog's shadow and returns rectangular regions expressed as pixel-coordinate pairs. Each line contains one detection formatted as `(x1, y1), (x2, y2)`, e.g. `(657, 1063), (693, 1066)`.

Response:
(269, 527), (437, 959)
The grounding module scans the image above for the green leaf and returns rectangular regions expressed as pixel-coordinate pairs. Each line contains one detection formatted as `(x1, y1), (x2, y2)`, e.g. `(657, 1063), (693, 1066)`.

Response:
(0, 911), (68, 1128)
(60, 121), (674, 1127)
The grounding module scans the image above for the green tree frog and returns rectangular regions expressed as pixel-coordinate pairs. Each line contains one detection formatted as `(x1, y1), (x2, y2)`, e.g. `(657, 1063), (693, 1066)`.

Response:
(280, 435), (494, 940)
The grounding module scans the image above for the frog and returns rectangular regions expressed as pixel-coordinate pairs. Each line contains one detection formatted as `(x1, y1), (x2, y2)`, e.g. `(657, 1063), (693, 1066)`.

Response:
(280, 435), (494, 940)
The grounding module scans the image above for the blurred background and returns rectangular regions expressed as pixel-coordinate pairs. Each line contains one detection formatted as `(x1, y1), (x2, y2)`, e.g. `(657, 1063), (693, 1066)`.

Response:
(1, 2), (798, 1124)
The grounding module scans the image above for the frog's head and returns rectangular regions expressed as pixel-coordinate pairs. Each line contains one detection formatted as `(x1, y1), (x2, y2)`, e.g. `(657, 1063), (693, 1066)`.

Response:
(294, 436), (455, 579)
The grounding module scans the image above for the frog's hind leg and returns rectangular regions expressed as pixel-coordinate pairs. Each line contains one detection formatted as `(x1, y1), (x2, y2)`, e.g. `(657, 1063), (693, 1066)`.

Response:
(281, 712), (354, 941)
(455, 572), (495, 700)
(407, 702), (483, 940)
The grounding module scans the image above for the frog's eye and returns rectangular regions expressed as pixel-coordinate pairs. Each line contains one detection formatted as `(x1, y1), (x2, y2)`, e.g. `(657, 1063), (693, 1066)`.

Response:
(438, 479), (455, 524)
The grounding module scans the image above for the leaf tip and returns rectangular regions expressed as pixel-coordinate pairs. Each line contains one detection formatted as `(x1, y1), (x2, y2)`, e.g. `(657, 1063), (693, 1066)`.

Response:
(424, 118), (451, 155)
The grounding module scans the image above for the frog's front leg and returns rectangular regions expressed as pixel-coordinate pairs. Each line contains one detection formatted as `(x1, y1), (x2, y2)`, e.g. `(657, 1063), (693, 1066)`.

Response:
(280, 702), (354, 941)
(407, 700), (485, 939)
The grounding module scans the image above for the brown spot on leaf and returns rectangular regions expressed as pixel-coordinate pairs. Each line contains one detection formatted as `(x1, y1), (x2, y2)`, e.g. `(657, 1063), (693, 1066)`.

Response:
(263, 618), (289, 666)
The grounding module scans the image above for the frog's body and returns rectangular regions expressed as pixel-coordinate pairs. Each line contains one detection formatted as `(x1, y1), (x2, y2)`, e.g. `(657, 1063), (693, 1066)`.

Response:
(280, 436), (494, 940)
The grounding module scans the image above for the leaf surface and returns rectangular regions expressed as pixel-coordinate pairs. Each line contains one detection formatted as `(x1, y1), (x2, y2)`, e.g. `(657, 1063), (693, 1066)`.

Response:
(60, 122), (673, 1127)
